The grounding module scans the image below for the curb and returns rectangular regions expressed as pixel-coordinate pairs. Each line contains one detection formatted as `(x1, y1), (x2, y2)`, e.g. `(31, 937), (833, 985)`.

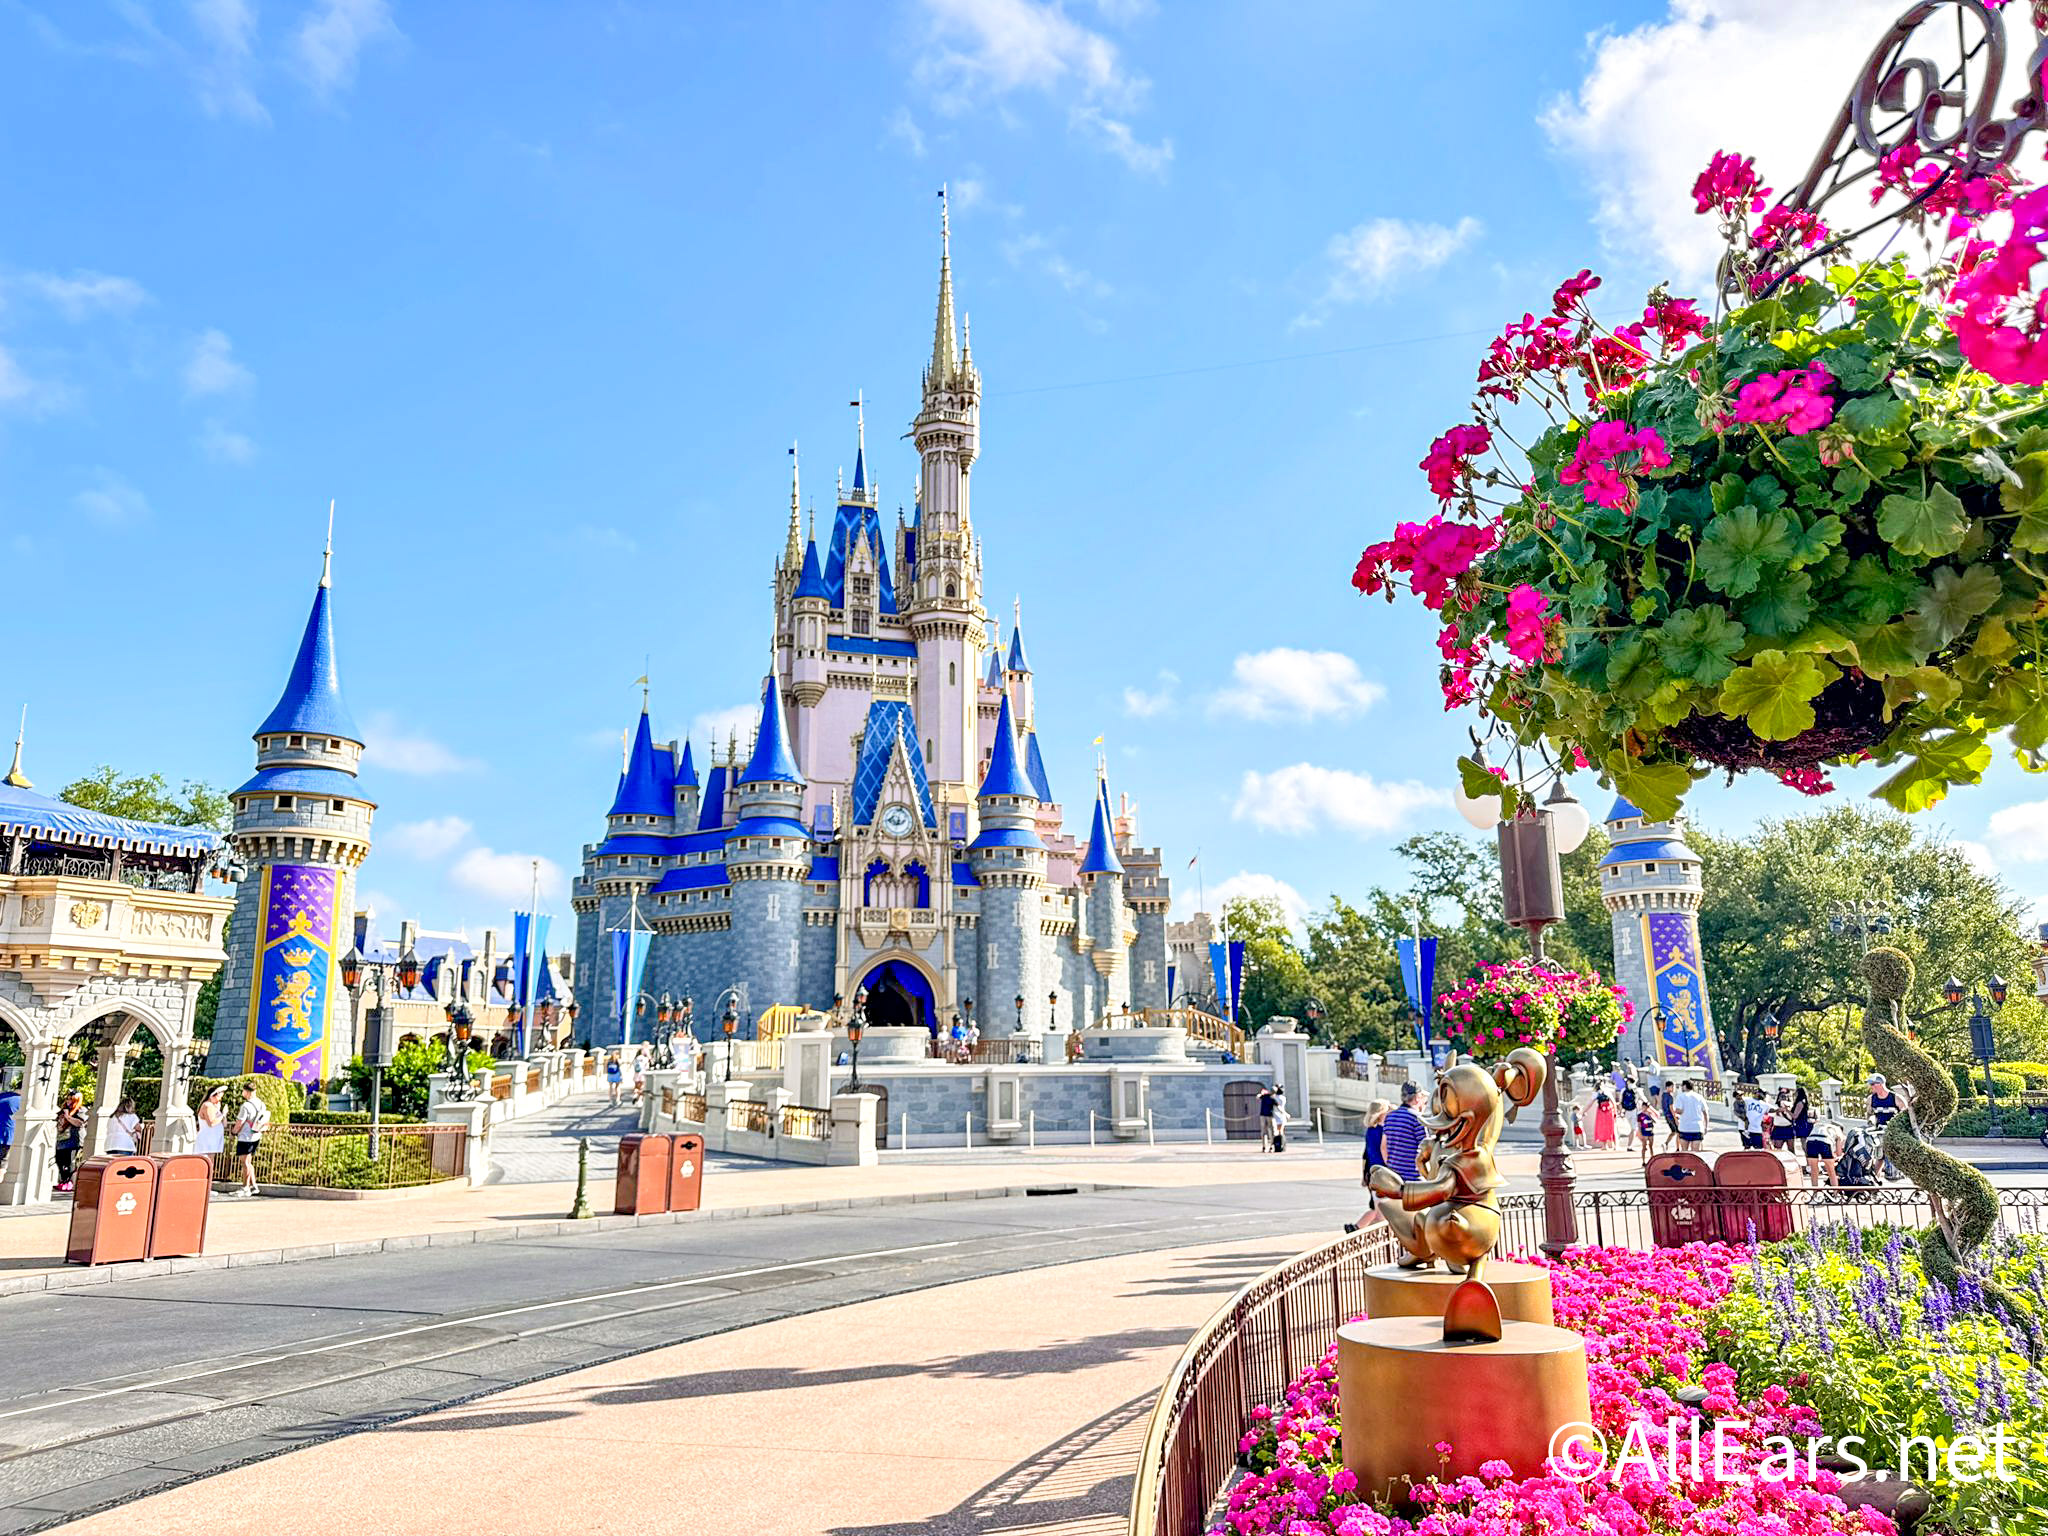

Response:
(0, 1180), (1125, 1298)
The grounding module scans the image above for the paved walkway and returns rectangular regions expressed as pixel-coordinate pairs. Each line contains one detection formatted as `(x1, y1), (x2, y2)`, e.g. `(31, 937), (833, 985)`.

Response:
(484, 1091), (651, 1184)
(47, 1226), (1324, 1536)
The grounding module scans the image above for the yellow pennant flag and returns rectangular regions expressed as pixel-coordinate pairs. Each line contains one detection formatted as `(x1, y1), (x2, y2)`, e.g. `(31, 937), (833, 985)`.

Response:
(1092, 734), (1104, 745)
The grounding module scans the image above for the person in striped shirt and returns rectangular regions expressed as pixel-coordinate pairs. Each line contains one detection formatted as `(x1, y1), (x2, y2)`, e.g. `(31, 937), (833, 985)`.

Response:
(1381, 1082), (1427, 1182)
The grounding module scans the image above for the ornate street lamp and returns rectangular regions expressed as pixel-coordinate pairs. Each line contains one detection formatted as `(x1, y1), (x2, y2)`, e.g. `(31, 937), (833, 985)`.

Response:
(1048, 989), (1059, 1034)
(340, 946), (364, 993)
(1950, 975), (2009, 1136)
(1014, 993), (1024, 1033)
(396, 946), (422, 994)
(848, 989), (868, 1092)
(721, 1001), (738, 1082)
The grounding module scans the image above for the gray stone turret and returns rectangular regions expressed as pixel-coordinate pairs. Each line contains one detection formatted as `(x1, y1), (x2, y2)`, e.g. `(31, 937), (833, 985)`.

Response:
(969, 692), (1044, 1035)
(725, 679), (808, 1013)
(1079, 776), (1129, 1017)
(1601, 794), (1720, 1074)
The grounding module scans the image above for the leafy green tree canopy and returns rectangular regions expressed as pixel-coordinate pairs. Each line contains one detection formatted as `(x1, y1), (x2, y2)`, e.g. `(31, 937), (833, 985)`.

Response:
(59, 765), (230, 832)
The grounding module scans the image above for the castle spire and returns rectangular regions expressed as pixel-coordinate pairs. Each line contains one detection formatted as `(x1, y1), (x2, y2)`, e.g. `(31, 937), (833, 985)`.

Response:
(3, 705), (30, 790)
(321, 498), (334, 588)
(850, 393), (867, 492)
(929, 186), (957, 392)
(257, 524), (359, 744)
(785, 442), (802, 569)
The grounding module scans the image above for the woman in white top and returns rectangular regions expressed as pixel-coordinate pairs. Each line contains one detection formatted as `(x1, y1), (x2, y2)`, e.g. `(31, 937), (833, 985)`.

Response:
(104, 1097), (144, 1155)
(194, 1086), (227, 1156)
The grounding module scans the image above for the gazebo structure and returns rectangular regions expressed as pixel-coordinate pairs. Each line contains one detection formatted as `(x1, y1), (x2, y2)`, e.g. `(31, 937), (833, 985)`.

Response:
(0, 734), (231, 1203)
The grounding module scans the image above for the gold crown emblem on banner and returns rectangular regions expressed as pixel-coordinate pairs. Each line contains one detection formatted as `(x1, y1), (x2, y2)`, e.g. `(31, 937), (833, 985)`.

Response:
(281, 946), (315, 969)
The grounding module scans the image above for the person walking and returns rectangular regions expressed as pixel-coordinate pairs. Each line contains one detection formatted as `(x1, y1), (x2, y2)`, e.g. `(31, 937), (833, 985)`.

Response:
(1345, 1100), (1392, 1234)
(232, 1082), (270, 1196)
(605, 1053), (623, 1106)
(0, 1071), (19, 1180)
(1592, 1089), (1616, 1150)
(1741, 1090), (1768, 1150)
(1382, 1082), (1427, 1181)
(53, 1092), (85, 1192)
(1659, 1080), (1681, 1151)
(1270, 1090), (1290, 1154)
(1804, 1115), (1840, 1187)
(1867, 1073), (1901, 1178)
(1673, 1079), (1708, 1152)
(1769, 1088), (1799, 1163)
(1256, 1086), (1277, 1152)
(104, 1097), (143, 1155)
(195, 1086), (227, 1170)
(1633, 1101), (1658, 1165)
(631, 1049), (648, 1104)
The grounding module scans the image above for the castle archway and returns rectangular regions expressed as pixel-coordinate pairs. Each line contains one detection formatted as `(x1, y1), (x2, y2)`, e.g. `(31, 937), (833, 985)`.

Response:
(855, 957), (937, 1035)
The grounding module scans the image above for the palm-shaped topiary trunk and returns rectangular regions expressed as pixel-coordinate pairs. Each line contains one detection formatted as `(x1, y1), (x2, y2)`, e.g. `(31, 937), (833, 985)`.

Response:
(1860, 947), (2029, 1343)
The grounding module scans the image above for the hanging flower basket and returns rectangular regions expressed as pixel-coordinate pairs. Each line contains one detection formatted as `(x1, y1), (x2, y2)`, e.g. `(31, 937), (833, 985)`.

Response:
(1435, 958), (1629, 1063)
(1357, 147), (2048, 818)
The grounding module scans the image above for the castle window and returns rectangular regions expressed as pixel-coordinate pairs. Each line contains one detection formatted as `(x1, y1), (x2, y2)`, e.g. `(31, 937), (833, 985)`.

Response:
(948, 662), (956, 686)
(275, 795), (294, 811)
(289, 735), (303, 748)
(330, 739), (343, 750)
(853, 609), (871, 635)
(1644, 863), (1657, 874)
(946, 582), (956, 598)
(331, 799), (345, 812)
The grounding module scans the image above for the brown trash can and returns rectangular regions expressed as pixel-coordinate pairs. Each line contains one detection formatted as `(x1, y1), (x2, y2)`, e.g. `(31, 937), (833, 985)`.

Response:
(1644, 1152), (1718, 1248)
(147, 1153), (214, 1259)
(615, 1133), (671, 1216)
(1713, 1148), (1794, 1244)
(65, 1156), (158, 1265)
(668, 1134), (706, 1213)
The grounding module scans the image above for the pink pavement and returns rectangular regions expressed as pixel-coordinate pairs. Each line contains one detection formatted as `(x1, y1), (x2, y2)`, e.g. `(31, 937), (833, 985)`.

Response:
(50, 1227), (1333, 1536)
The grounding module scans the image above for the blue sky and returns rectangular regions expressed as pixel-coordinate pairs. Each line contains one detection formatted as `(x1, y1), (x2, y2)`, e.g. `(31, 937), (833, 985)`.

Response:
(7, 0), (2036, 942)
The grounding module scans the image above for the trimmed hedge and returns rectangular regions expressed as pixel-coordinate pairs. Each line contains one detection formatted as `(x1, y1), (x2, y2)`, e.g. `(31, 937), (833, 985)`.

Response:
(288, 1109), (373, 1126)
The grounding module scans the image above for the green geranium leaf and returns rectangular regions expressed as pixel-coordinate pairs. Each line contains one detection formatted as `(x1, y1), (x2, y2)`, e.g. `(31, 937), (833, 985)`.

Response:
(2000, 450), (2048, 552)
(1910, 563), (2003, 650)
(1716, 649), (1836, 740)
(1741, 566), (1815, 637)
(1605, 757), (1694, 822)
(1850, 621), (1926, 679)
(1842, 555), (1918, 624)
(1697, 504), (1796, 597)
(1710, 475), (1747, 519)
(1875, 485), (1968, 558)
(1874, 731), (1992, 813)
(1605, 637), (1664, 700)
(1628, 594), (1658, 623)
(1644, 680), (1698, 727)
(1656, 606), (1746, 686)
(1819, 342), (1884, 393)
(1840, 394), (1910, 435)
(1787, 514), (1844, 568)
(1456, 754), (1505, 808)
(1832, 465), (1873, 503)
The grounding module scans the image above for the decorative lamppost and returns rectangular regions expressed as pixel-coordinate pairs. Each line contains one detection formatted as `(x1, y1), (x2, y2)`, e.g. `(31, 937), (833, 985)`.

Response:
(340, 938), (422, 1158)
(1303, 997), (1325, 1039)
(721, 1000), (738, 1082)
(1945, 973), (2009, 1135)
(848, 987), (868, 1091)
(1830, 900), (1894, 952)
(1048, 989), (1059, 1035)
(444, 1001), (478, 1115)
(1468, 766), (1592, 1258)
(1014, 993), (1025, 1034)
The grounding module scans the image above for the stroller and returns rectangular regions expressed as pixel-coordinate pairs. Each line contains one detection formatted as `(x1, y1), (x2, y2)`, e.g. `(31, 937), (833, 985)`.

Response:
(1836, 1124), (1882, 1188)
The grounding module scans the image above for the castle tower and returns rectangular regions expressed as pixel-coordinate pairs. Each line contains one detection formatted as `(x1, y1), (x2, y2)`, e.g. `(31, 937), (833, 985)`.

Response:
(1600, 795), (1721, 1074)
(1078, 772), (1129, 1017)
(726, 678), (808, 1011)
(909, 193), (987, 808)
(969, 692), (1045, 1036)
(208, 534), (375, 1085)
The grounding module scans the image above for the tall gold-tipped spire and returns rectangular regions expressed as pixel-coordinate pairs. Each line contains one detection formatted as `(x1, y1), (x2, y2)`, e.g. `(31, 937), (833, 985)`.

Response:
(4, 705), (29, 790)
(929, 185), (957, 392)
(785, 442), (802, 568)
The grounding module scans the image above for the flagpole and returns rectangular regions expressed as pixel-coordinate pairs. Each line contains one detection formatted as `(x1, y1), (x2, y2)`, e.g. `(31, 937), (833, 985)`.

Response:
(525, 858), (540, 1056)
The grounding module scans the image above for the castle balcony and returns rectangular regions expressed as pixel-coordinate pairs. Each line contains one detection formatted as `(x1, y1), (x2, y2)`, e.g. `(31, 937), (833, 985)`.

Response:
(0, 874), (231, 1003)
(853, 905), (940, 945)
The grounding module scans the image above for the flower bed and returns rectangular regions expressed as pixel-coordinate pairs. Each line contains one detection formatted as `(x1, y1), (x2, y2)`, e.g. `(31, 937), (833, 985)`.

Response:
(1714, 1223), (2048, 1534)
(1219, 1243), (1887, 1535)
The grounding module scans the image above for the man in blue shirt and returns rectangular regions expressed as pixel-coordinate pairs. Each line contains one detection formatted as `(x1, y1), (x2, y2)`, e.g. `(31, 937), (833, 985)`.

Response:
(0, 1070), (20, 1173)
(1381, 1081), (1427, 1182)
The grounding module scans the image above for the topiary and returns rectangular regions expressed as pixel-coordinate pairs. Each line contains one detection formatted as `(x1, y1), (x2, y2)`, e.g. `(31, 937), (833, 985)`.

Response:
(1861, 947), (2032, 1348)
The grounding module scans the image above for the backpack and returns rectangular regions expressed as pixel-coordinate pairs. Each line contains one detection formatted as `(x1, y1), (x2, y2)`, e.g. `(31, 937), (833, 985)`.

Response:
(1621, 1086), (1637, 1110)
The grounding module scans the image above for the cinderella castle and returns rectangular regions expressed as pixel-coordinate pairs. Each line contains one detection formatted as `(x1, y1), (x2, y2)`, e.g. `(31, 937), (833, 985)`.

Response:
(570, 209), (1174, 1045)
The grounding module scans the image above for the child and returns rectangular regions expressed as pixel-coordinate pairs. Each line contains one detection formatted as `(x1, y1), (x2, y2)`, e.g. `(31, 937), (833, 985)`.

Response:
(1570, 1100), (1585, 1148)
(1634, 1103), (1657, 1165)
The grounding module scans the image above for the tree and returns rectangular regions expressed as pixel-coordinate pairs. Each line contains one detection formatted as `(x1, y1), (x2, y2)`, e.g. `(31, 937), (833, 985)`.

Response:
(1303, 896), (1404, 1051)
(59, 766), (230, 832)
(1690, 806), (2043, 1083)
(1221, 895), (1312, 1028)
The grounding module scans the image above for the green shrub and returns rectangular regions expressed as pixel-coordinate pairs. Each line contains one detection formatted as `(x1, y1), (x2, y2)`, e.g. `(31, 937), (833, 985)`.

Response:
(126, 1076), (162, 1120)
(305, 1090), (326, 1111)
(288, 1109), (373, 1126)
(1943, 1105), (2017, 1137)
(252, 1128), (448, 1189)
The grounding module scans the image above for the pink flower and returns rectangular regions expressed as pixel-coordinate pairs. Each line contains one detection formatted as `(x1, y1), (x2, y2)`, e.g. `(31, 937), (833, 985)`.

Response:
(1559, 420), (1671, 509)
(1419, 423), (1492, 502)
(1502, 584), (1552, 664)
(1777, 766), (1836, 796)
(1693, 150), (1769, 216)
(1728, 362), (1835, 435)
(1950, 184), (2048, 385)
(1353, 516), (1498, 610)
(1643, 296), (1709, 352)
(1551, 268), (1602, 317)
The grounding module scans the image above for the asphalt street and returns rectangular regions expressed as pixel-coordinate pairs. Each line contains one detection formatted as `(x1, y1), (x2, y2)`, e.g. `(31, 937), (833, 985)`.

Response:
(0, 1177), (1360, 1533)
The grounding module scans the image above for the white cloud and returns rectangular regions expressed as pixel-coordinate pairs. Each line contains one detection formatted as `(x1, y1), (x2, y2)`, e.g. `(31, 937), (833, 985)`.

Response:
(1953, 838), (1998, 879)
(886, 106), (927, 157)
(73, 469), (149, 528)
(1988, 801), (2048, 863)
(17, 270), (149, 319)
(1122, 669), (1177, 718)
(198, 419), (256, 463)
(1295, 216), (1481, 327)
(183, 328), (252, 396)
(0, 345), (68, 415)
(692, 703), (760, 757)
(294, 0), (399, 99)
(1232, 764), (1445, 839)
(190, 0), (267, 122)
(911, 0), (1171, 174)
(361, 713), (483, 775)
(1540, 1), (1906, 283)
(1185, 871), (1311, 938)
(451, 846), (568, 909)
(1002, 232), (1111, 297)
(383, 815), (474, 860)
(1209, 649), (1385, 722)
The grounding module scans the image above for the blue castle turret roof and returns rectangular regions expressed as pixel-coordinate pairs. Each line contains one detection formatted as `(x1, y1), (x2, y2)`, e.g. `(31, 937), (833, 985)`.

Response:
(1605, 793), (1647, 824)
(1079, 781), (1123, 876)
(740, 679), (803, 786)
(256, 579), (359, 743)
(793, 536), (829, 601)
(819, 503), (898, 612)
(977, 693), (1037, 800)
(609, 708), (670, 817)
(1023, 730), (1053, 803)
(984, 639), (1004, 689)
(1007, 619), (1031, 673)
(697, 764), (729, 830)
(674, 737), (698, 789)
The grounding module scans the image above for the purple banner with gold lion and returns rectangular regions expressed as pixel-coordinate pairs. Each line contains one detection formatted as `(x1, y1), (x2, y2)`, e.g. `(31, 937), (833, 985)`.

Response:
(245, 863), (342, 1086)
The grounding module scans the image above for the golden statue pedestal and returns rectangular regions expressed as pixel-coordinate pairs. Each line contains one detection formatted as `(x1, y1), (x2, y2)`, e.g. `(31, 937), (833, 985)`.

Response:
(1363, 1261), (1556, 1327)
(1337, 1315), (1590, 1501)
